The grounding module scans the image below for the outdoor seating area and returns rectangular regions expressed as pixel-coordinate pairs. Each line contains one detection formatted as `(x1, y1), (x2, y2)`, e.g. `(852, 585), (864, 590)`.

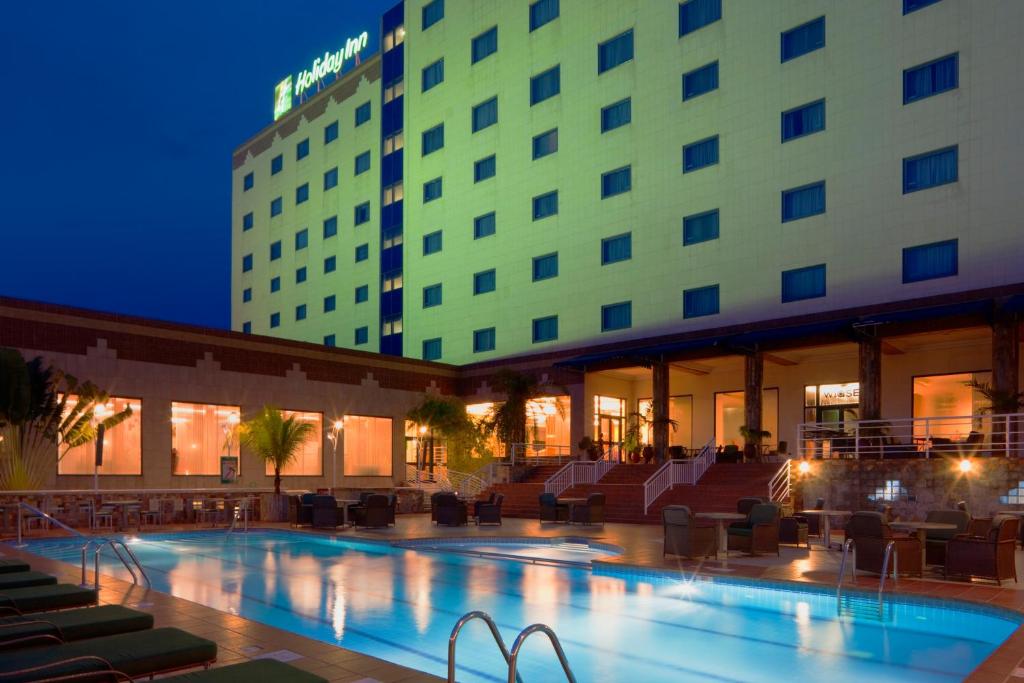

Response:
(536, 492), (606, 527)
(292, 491), (397, 530)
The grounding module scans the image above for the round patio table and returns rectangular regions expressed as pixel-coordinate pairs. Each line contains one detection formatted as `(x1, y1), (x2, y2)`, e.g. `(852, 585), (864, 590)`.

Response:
(798, 509), (852, 550)
(695, 512), (746, 559)
(890, 521), (957, 567)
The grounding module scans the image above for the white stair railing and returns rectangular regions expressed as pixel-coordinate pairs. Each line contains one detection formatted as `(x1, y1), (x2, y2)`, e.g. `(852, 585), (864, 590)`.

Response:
(642, 438), (715, 513)
(543, 459), (616, 496)
(509, 443), (573, 466)
(768, 459), (792, 504)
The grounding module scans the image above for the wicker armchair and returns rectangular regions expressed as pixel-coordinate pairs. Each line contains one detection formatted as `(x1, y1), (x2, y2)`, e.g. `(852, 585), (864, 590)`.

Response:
(351, 494), (390, 529)
(539, 493), (569, 523)
(844, 511), (922, 577)
(663, 505), (716, 558)
(727, 503), (780, 556)
(476, 494), (504, 526)
(945, 516), (1019, 585)
(923, 509), (971, 565)
(435, 495), (468, 527)
(570, 493), (606, 526)
(311, 495), (340, 529)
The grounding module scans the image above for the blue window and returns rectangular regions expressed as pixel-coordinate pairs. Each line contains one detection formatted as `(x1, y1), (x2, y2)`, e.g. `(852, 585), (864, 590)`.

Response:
(324, 167), (338, 190)
(532, 253), (558, 281)
(530, 66), (560, 105)
(295, 304), (307, 321)
(530, 0), (559, 31)
(782, 100), (825, 142)
(474, 155), (496, 182)
(422, 124), (444, 155)
(684, 285), (719, 318)
(422, 0), (444, 29)
(474, 269), (496, 295)
(296, 138), (309, 160)
(679, 0), (721, 37)
(242, 321), (251, 334)
(472, 27), (498, 64)
(296, 267), (306, 283)
(242, 287), (252, 302)
(683, 136), (719, 172)
(903, 239), (958, 283)
(354, 202), (370, 225)
(424, 230), (443, 254)
(533, 129), (558, 159)
(601, 98), (631, 133)
(270, 312), (280, 328)
(903, 146), (958, 194)
(270, 241), (282, 260)
(474, 212), (496, 239)
(683, 209), (719, 245)
(904, 0), (942, 14)
(324, 334), (336, 347)
(324, 121), (338, 144)
(324, 295), (336, 312)
(271, 154), (282, 175)
(355, 102), (371, 126)
(473, 328), (496, 353)
(601, 166), (631, 198)
(323, 216), (338, 238)
(598, 30), (633, 74)
(422, 338), (442, 361)
(601, 302), (632, 331)
(601, 233), (632, 264)
(781, 264), (826, 302)
(532, 316), (558, 343)
(782, 182), (825, 222)
(295, 183), (308, 204)
(683, 61), (718, 100)
(324, 255), (336, 273)
(242, 212), (253, 231)
(422, 59), (444, 92)
(243, 172), (253, 191)
(270, 277), (280, 293)
(354, 326), (368, 345)
(354, 151), (371, 176)
(355, 285), (369, 303)
(270, 197), (282, 217)
(242, 254), (253, 272)
(423, 177), (443, 203)
(781, 17), (825, 63)
(532, 191), (558, 220)
(295, 229), (308, 250)
(422, 283), (442, 308)
(472, 97), (498, 132)
(904, 54), (958, 104)
(355, 244), (369, 262)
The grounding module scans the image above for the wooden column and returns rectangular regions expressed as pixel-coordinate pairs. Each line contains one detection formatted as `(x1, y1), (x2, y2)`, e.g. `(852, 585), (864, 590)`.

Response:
(744, 351), (763, 457)
(992, 305), (1020, 456)
(651, 360), (670, 463)
(858, 336), (882, 421)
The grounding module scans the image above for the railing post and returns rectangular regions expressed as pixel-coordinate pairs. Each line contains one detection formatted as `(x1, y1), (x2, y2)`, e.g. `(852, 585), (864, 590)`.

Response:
(16, 504), (22, 546)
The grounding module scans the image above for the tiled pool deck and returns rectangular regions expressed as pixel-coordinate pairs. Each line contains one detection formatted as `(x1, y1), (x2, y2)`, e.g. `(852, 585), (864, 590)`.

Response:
(5, 514), (1024, 682)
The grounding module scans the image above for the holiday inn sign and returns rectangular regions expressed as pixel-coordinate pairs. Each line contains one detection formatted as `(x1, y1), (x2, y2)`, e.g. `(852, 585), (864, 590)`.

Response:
(274, 31), (370, 120)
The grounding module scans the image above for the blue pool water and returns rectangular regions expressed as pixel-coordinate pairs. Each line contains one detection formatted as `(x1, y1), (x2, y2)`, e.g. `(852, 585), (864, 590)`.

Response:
(16, 530), (1019, 682)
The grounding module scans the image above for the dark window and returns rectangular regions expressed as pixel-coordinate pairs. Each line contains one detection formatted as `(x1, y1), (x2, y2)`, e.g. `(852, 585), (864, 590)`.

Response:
(472, 27), (498, 64)
(355, 285), (369, 303)
(423, 230), (443, 254)
(473, 327), (496, 353)
(323, 295), (336, 312)
(474, 155), (496, 182)
(473, 269), (496, 294)
(242, 322), (251, 334)
(354, 202), (370, 225)
(472, 97), (498, 132)
(271, 154), (283, 175)
(324, 255), (336, 273)
(601, 233), (632, 264)
(422, 283), (442, 308)
(324, 167), (338, 190)
(242, 287), (252, 302)
(270, 276), (280, 293)
(323, 216), (338, 238)
(242, 254), (253, 272)
(781, 264), (826, 302)
(601, 301), (632, 331)
(296, 138), (309, 160)
(355, 102), (371, 126)
(422, 0), (444, 29)
(270, 241), (282, 260)
(683, 62), (718, 100)
(295, 183), (309, 204)
(601, 98), (631, 132)
(324, 121), (338, 144)
(532, 129), (558, 159)
(295, 304), (307, 321)
(782, 100), (826, 142)
(243, 172), (253, 191)
(242, 212), (253, 231)
(532, 191), (558, 220)
(598, 30), (634, 74)
(601, 166), (631, 198)
(422, 58), (444, 92)
(529, 0), (559, 31)
(903, 239), (958, 282)
(295, 229), (308, 250)
(532, 253), (558, 281)
(683, 209), (719, 245)
(422, 338), (442, 361)
(532, 316), (558, 343)
(781, 17), (825, 62)
(354, 326), (368, 345)
(422, 124), (445, 155)
(355, 243), (369, 262)
(530, 66), (560, 105)
(904, 54), (958, 104)
(903, 146), (958, 193)
(324, 334), (336, 347)
(679, 0), (721, 37)
(782, 182), (825, 222)
(354, 151), (371, 176)
(423, 177), (443, 203)
(683, 136), (719, 172)
(683, 285), (719, 318)
(270, 312), (280, 328)
(270, 197), (282, 217)
(904, 0), (942, 14)
(474, 212), (496, 239)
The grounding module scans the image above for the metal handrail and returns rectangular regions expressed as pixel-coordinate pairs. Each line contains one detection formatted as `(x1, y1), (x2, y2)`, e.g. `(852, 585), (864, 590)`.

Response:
(642, 437), (715, 513)
(768, 459), (791, 503)
(448, 611), (522, 683)
(15, 502), (85, 546)
(507, 623), (577, 683)
(835, 538), (856, 611)
(228, 497), (252, 533)
(878, 540), (898, 601)
(87, 539), (150, 589)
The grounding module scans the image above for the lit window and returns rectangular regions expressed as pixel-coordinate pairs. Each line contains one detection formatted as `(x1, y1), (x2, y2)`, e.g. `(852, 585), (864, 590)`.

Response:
(903, 239), (958, 283)
(601, 99), (631, 133)
(530, 66), (560, 105)
(598, 29), (633, 74)
(601, 233), (632, 264)
(295, 228), (308, 250)
(242, 212), (253, 231)
(324, 295), (336, 312)
(422, 338), (442, 361)
(683, 62), (718, 100)
(354, 151), (371, 175)
(474, 212), (496, 239)
(382, 271), (403, 292)
(270, 241), (282, 261)
(324, 167), (338, 190)
(354, 326), (368, 345)
(383, 131), (404, 154)
(782, 100), (825, 142)
(473, 327), (496, 353)
(323, 215), (338, 238)
(355, 243), (369, 262)
(243, 172), (254, 191)
(474, 155), (496, 182)
(381, 315), (403, 336)
(903, 146), (958, 193)
(295, 183), (309, 205)
(782, 182), (825, 222)
(781, 264), (826, 302)
(423, 283), (442, 308)
(271, 154), (283, 175)
(324, 255), (336, 273)
(383, 78), (404, 104)
(473, 269), (496, 295)
(295, 304), (307, 321)
(530, 0), (559, 31)
(679, 0), (721, 37)
(683, 285), (719, 318)
(170, 402), (239, 476)
(683, 209), (719, 245)
(354, 202), (371, 225)
(683, 136), (719, 172)
(422, 58), (444, 92)
(382, 182), (403, 206)
(324, 120), (338, 144)
(423, 230), (443, 254)
(472, 97), (498, 132)
(355, 284), (369, 303)
(422, 0), (444, 29)
(355, 101), (371, 126)
(343, 415), (392, 476)
(533, 129), (558, 159)
(781, 17), (825, 63)
(422, 124), (444, 155)
(383, 228), (403, 249)
(472, 27), (498, 64)
(904, 53), (958, 104)
(532, 191), (558, 220)
(532, 316), (558, 343)
(601, 301), (632, 331)
(423, 177), (443, 203)
(267, 411), (322, 476)
(270, 197), (282, 217)
(296, 138), (309, 160)
(532, 253), (558, 281)
(601, 166), (631, 198)
(59, 397), (142, 475)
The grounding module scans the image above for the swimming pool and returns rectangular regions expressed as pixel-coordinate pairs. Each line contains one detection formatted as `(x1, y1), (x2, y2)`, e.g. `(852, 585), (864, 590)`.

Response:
(16, 530), (1019, 682)
(394, 536), (622, 565)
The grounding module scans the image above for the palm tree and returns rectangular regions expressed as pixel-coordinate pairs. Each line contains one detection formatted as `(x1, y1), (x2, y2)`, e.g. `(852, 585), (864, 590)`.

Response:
(407, 395), (478, 475)
(966, 380), (1024, 456)
(239, 406), (315, 494)
(481, 370), (565, 459)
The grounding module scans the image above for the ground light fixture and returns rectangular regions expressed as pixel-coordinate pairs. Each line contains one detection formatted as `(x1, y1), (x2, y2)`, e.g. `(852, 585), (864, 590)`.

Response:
(958, 458), (973, 474)
(798, 460), (811, 475)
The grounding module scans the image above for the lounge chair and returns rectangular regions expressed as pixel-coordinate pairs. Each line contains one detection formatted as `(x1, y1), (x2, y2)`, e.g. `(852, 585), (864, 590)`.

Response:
(0, 559), (30, 575)
(662, 505), (716, 558)
(0, 571), (56, 591)
(570, 493), (605, 526)
(434, 494), (468, 527)
(539, 493), (568, 523)
(923, 509), (971, 565)
(475, 494), (504, 526)
(0, 584), (98, 614)
(844, 511), (922, 577)
(140, 658), (328, 683)
(0, 605), (154, 650)
(945, 515), (1019, 585)
(727, 503), (780, 556)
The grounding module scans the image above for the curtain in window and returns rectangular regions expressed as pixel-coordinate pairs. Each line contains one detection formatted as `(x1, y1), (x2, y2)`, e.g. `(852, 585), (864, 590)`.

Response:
(472, 28), (497, 63)
(684, 62), (718, 99)
(602, 303), (631, 330)
(599, 31), (633, 73)
(533, 255), (558, 280)
(531, 67), (561, 104)
(59, 397), (142, 475)
(601, 99), (631, 131)
(530, 0), (559, 31)
(534, 192), (558, 218)
(782, 183), (825, 220)
(684, 137), (719, 171)
(533, 130), (558, 158)
(602, 235), (631, 263)
(422, 60), (444, 91)
(533, 317), (558, 342)
(474, 213), (496, 238)
(683, 210), (719, 244)
(343, 416), (392, 476)
(781, 18), (825, 61)
(472, 98), (497, 131)
(903, 240), (957, 282)
(422, 126), (444, 154)
(684, 286), (719, 318)
(782, 265), (826, 302)
(679, 0), (721, 35)
(782, 101), (825, 140)
(602, 168), (631, 197)
(474, 156), (495, 182)
(903, 147), (957, 192)
(474, 328), (496, 351)
(422, 0), (443, 29)
(904, 55), (957, 103)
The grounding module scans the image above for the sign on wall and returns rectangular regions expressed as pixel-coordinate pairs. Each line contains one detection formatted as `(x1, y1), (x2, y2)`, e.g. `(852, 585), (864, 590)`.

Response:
(818, 383), (860, 406)
(273, 32), (370, 120)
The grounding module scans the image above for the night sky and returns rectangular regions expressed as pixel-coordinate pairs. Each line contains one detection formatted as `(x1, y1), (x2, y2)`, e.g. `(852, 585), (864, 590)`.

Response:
(0, 0), (395, 329)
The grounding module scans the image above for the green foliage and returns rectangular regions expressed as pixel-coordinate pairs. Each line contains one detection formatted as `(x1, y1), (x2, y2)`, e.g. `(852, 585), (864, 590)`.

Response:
(239, 406), (315, 494)
(479, 370), (566, 458)
(966, 380), (1024, 414)
(739, 425), (772, 444)
(406, 395), (491, 473)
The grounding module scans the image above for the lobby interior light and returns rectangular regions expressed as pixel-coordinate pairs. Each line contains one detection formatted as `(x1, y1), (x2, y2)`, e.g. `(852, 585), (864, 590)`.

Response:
(798, 460), (811, 475)
(958, 458), (973, 474)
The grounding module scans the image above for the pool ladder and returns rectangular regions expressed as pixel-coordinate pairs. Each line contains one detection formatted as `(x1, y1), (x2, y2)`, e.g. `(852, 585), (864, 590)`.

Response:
(448, 611), (577, 683)
(836, 538), (896, 621)
(80, 539), (151, 589)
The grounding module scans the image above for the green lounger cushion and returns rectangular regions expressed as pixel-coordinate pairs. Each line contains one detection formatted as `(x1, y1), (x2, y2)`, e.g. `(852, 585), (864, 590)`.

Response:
(0, 627), (217, 682)
(0, 559), (31, 574)
(0, 571), (57, 590)
(0, 605), (154, 649)
(161, 659), (328, 683)
(0, 584), (98, 613)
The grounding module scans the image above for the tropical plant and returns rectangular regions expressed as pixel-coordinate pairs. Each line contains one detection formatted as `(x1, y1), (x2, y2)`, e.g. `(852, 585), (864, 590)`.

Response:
(480, 370), (565, 459)
(739, 425), (773, 444)
(406, 395), (489, 473)
(238, 406), (315, 494)
(965, 380), (1024, 414)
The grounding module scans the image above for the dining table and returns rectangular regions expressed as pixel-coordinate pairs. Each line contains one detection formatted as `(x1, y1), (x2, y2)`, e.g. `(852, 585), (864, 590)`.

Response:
(695, 512), (747, 559)
(336, 498), (361, 526)
(890, 520), (958, 567)
(798, 509), (852, 549)
(103, 500), (142, 530)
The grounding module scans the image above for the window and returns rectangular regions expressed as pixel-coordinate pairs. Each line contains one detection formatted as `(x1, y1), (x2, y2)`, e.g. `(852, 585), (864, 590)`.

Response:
(422, 338), (442, 361)
(684, 285), (719, 318)
(601, 233), (632, 264)
(423, 177), (443, 203)
(903, 146), (958, 193)
(323, 216), (338, 238)
(683, 209), (719, 245)
(242, 254), (253, 272)
(354, 202), (370, 225)
(170, 402), (240, 476)
(532, 253), (558, 281)
(422, 124), (444, 155)
(243, 172), (253, 191)
(423, 230), (443, 254)
(324, 167), (338, 190)
(474, 269), (496, 294)
(781, 264), (826, 302)
(472, 26), (498, 64)
(296, 266), (306, 283)
(59, 396), (142, 475)
(782, 100), (825, 142)
(422, 58), (444, 92)
(295, 183), (309, 205)
(683, 61), (718, 100)
(270, 197), (282, 217)
(324, 334), (336, 347)
(296, 138), (309, 160)
(532, 191), (558, 220)
(679, 0), (721, 36)
(384, 78), (404, 104)
(474, 155), (496, 182)
(271, 154), (283, 175)
(242, 287), (252, 302)
(383, 131), (404, 154)
(355, 284), (369, 303)
(782, 181), (825, 222)
(381, 315), (402, 336)
(324, 295), (336, 312)
(530, 66), (560, 105)
(904, 0), (942, 14)
(422, 0), (443, 29)
(904, 54), (958, 104)
(474, 212), (496, 239)
(295, 228), (308, 250)
(242, 212), (253, 231)
(472, 97), (498, 132)
(295, 304), (307, 321)
(270, 277), (280, 293)
(473, 328), (496, 353)
(530, 0), (559, 31)
(354, 151), (371, 176)
(382, 182), (403, 207)
(354, 326), (368, 345)
(355, 243), (369, 262)
(242, 322), (251, 334)
(324, 255), (336, 273)
(324, 121), (338, 144)
(683, 136), (719, 172)
(781, 17), (825, 62)
(355, 101), (371, 126)
(532, 316), (558, 343)
(532, 129), (558, 159)
(602, 166), (631, 198)
(343, 415), (392, 476)
(903, 239), (958, 283)
(270, 241), (282, 260)
(601, 98), (631, 132)
(270, 312), (280, 328)
(598, 29), (633, 74)
(423, 283), (442, 308)
(601, 301), (632, 331)
(269, 411), (322, 476)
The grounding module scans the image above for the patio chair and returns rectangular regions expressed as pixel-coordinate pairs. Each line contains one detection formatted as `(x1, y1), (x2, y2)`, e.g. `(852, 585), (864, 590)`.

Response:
(0, 605), (154, 650)
(476, 494), (504, 526)
(473, 492), (497, 518)
(434, 494), (468, 527)
(0, 571), (57, 591)
(351, 494), (391, 529)
(539, 493), (569, 523)
(923, 509), (971, 565)
(779, 515), (809, 548)
(0, 584), (98, 614)
(945, 515), (1019, 585)
(311, 495), (340, 529)
(729, 497), (769, 532)
(794, 497), (825, 537)
(289, 493), (315, 527)
(570, 493), (605, 526)
(727, 503), (780, 556)
(141, 498), (167, 527)
(844, 511), (922, 577)
(386, 494), (397, 526)
(662, 505), (716, 559)
(93, 504), (115, 530)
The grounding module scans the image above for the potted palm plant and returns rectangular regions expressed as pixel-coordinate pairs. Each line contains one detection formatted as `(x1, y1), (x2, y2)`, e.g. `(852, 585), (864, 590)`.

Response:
(739, 425), (772, 463)
(966, 380), (1024, 457)
(239, 406), (315, 522)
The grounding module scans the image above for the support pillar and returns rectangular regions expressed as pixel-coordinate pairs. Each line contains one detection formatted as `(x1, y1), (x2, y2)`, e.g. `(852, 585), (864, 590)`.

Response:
(744, 351), (763, 460)
(992, 304), (1020, 456)
(652, 360), (669, 463)
(858, 335), (882, 422)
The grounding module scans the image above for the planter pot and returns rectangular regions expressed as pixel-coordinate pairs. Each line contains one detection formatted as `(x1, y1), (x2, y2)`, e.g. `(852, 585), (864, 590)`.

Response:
(642, 446), (655, 464)
(629, 449), (641, 464)
(260, 493), (290, 522)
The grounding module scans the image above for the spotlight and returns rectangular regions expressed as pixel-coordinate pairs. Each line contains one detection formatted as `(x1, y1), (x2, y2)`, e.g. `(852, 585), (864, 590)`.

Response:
(798, 460), (811, 475)
(958, 459), (973, 474)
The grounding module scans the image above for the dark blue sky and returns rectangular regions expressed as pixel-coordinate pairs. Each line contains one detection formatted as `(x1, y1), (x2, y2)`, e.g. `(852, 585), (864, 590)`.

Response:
(0, 0), (394, 329)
